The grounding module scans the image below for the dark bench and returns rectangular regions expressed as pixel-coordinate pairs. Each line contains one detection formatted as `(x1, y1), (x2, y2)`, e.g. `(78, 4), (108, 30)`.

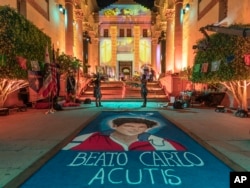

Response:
(195, 92), (225, 107)
(7, 105), (27, 114)
(215, 105), (225, 112)
(0, 108), (9, 116)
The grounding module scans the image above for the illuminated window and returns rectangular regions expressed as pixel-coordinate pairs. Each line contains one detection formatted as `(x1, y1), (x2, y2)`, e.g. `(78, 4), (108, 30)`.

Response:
(127, 29), (132, 37)
(104, 29), (109, 37)
(120, 29), (125, 37)
(142, 29), (148, 37)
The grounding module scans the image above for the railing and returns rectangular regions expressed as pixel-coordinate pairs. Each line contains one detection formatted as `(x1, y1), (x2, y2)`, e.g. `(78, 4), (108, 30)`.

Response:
(159, 77), (170, 98)
(78, 77), (92, 96)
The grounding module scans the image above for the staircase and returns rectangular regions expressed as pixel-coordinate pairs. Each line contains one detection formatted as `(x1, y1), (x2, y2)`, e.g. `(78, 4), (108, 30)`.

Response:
(124, 81), (167, 101)
(79, 81), (125, 101)
(78, 81), (167, 102)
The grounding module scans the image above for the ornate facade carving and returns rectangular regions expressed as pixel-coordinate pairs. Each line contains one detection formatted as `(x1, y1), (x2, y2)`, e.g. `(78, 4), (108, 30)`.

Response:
(74, 9), (84, 20)
(65, 0), (74, 5)
(165, 9), (175, 21)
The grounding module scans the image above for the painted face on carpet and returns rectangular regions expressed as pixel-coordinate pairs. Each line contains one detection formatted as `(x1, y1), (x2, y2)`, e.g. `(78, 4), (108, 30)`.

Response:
(21, 111), (232, 188)
(63, 115), (186, 151)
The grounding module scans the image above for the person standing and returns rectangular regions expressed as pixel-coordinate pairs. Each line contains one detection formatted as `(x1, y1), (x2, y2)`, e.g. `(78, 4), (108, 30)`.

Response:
(66, 71), (76, 102)
(119, 72), (125, 81)
(92, 73), (103, 107)
(55, 62), (61, 98)
(141, 74), (148, 107)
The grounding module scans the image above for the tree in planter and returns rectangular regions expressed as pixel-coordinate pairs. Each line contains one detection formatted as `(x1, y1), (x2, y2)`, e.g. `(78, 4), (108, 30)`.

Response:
(191, 24), (250, 111)
(56, 53), (81, 74)
(56, 53), (82, 95)
(0, 6), (51, 108)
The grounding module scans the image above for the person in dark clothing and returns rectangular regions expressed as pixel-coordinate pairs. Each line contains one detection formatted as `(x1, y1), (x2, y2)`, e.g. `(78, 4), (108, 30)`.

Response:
(92, 73), (103, 107)
(141, 74), (148, 107)
(66, 71), (76, 102)
(55, 63), (61, 97)
(52, 62), (61, 108)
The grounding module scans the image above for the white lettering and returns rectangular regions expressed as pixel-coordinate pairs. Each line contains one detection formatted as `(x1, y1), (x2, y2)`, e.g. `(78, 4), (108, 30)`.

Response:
(234, 176), (247, 183)
(144, 168), (158, 184)
(126, 169), (142, 184)
(88, 168), (105, 185)
(87, 168), (182, 185)
(68, 152), (128, 167)
(67, 152), (88, 166)
(108, 168), (123, 184)
(164, 169), (182, 185)
(68, 151), (204, 186)
(139, 152), (204, 167)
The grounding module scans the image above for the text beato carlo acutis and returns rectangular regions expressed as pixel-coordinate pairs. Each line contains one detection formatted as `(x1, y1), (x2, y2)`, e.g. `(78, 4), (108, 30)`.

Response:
(68, 151), (204, 186)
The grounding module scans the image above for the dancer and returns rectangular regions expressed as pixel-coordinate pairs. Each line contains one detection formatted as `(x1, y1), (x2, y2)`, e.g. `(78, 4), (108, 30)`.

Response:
(66, 70), (76, 102)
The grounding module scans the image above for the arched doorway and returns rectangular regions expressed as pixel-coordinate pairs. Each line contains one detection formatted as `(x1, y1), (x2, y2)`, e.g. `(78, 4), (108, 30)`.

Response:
(119, 61), (132, 81)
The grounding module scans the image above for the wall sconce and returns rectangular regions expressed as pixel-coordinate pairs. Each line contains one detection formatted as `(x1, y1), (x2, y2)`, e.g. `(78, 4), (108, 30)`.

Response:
(58, 4), (65, 14)
(183, 3), (190, 14)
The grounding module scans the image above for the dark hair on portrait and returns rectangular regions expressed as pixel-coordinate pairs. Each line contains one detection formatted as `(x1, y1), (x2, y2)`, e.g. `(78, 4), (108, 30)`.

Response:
(112, 118), (157, 128)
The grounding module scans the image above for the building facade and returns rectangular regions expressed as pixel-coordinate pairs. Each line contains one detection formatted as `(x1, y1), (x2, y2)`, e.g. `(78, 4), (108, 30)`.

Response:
(1, 0), (250, 105)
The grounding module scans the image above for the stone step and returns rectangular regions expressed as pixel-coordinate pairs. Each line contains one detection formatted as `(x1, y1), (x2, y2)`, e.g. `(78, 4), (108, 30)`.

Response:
(77, 97), (168, 102)
(84, 88), (124, 93)
(79, 80), (167, 101)
(80, 95), (124, 100)
(125, 89), (165, 93)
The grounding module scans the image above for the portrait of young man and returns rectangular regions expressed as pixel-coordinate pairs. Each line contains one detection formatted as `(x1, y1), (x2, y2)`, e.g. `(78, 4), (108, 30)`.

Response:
(63, 117), (186, 151)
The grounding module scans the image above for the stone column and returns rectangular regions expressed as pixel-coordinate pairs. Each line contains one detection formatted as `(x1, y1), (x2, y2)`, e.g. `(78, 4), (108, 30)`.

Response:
(82, 29), (90, 74)
(65, 0), (74, 56)
(151, 38), (158, 72)
(133, 26), (140, 71)
(159, 22), (166, 74)
(74, 9), (83, 61)
(110, 26), (117, 68)
(165, 9), (175, 73)
(174, 0), (183, 73)
(91, 38), (99, 74)
(88, 31), (98, 73)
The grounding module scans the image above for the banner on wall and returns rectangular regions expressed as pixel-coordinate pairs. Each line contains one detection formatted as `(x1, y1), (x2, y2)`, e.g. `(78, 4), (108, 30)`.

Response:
(28, 71), (44, 102)
(244, 54), (250, 66)
(211, 60), (221, 71)
(0, 54), (6, 66)
(193, 64), (201, 72)
(226, 55), (234, 63)
(31, 60), (41, 71)
(201, 63), (208, 73)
